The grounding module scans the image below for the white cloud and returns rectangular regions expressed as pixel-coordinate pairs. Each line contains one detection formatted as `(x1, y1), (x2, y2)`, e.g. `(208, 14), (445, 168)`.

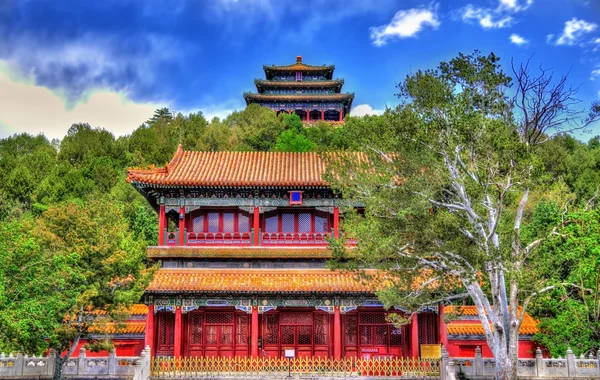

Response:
(0, 61), (163, 140)
(370, 7), (440, 46)
(555, 18), (598, 46)
(458, 0), (532, 29)
(591, 67), (600, 81)
(510, 33), (529, 45)
(351, 104), (384, 117)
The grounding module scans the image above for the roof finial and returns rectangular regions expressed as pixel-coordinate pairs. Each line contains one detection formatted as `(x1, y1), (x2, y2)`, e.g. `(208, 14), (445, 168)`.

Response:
(296, 55), (302, 63)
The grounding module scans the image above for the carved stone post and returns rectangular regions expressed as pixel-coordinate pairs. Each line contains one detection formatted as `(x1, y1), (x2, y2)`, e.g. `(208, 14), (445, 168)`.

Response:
(474, 346), (483, 376)
(440, 346), (449, 380)
(134, 346), (151, 380)
(597, 350), (600, 376)
(535, 347), (543, 377)
(77, 347), (86, 375)
(108, 348), (117, 375)
(567, 347), (575, 377)
(15, 353), (23, 376)
(47, 349), (56, 376)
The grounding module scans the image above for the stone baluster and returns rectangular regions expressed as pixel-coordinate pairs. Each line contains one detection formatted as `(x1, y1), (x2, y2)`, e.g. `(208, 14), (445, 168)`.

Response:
(77, 347), (86, 375)
(566, 347), (575, 377)
(474, 346), (483, 376)
(15, 352), (23, 376)
(440, 346), (449, 380)
(535, 347), (544, 377)
(108, 348), (117, 375)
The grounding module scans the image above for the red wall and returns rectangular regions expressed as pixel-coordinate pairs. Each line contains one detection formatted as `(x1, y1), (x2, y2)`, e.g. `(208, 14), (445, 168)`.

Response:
(446, 339), (536, 358)
(68, 338), (145, 357)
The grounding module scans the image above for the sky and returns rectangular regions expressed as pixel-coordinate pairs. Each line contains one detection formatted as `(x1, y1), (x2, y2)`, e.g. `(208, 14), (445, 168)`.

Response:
(0, 0), (599, 141)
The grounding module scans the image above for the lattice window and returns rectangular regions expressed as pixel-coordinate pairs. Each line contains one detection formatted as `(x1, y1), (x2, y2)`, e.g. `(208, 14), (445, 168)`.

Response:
(281, 326), (294, 345)
(315, 215), (328, 232)
(359, 313), (388, 325)
(205, 325), (217, 344)
(158, 312), (175, 345)
(190, 313), (203, 345)
(298, 326), (312, 345)
(375, 326), (388, 345)
(265, 215), (278, 232)
(221, 325), (233, 345)
(418, 313), (437, 344)
(314, 314), (328, 345)
(236, 314), (248, 345)
(238, 213), (249, 232)
(390, 327), (402, 346)
(298, 213), (311, 232)
(222, 212), (234, 232)
(345, 314), (357, 346)
(281, 213), (295, 233)
(264, 314), (279, 344)
(296, 72), (302, 82)
(280, 312), (313, 325)
(360, 326), (372, 345)
(206, 313), (234, 324)
(207, 212), (219, 232)
(193, 215), (204, 232)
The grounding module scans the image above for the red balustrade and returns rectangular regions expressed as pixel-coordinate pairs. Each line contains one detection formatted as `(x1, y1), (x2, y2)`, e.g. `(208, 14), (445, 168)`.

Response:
(261, 232), (331, 246)
(186, 232), (252, 246)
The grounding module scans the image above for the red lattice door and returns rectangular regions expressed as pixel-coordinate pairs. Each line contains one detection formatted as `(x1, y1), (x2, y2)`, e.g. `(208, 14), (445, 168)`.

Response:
(279, 312), (314, 358)
(203, 313), (235, 358)
(357, 312), (402, 359)
(156, 312), (175, 355)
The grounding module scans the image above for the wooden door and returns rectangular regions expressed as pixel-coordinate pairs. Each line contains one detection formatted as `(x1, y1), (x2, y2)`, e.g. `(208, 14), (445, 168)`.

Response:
(204, 313), (235, 357)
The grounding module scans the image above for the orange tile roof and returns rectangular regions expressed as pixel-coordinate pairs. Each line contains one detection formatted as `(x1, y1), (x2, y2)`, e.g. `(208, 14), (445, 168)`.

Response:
(90, 321), (146, 335)
(147, 246), (337, 259)
(264, 63), (334, 72)
(446, 305), (539, 335)
(91, 304), (148, 316)
(244, 93), (354, 102)
(146, 268), (376, 294)
(128, 148), (332, 187)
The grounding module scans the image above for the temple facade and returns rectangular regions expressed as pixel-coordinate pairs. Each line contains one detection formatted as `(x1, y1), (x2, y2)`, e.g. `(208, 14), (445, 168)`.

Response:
(124, 148), (539, 360)
(244, 56), (354, 123)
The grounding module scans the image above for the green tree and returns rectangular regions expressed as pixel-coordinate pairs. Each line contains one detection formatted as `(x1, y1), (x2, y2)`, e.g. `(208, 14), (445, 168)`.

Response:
(273, 129), (315, 152)
(326, 51), (600, 380)
(225, 104), (283, 151)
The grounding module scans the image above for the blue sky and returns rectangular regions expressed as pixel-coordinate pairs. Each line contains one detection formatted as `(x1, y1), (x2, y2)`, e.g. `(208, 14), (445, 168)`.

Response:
(0, 0), (599, 140)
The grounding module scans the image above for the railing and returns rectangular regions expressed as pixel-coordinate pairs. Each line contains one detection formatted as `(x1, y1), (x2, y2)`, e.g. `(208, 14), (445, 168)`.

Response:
(151, 356), (440, 378)
(162, 229), (357, 247)
(261, 232), (331, 246)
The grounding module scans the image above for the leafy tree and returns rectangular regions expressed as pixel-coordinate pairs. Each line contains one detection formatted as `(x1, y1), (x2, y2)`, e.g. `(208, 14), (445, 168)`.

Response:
(224, 104), (283, 151)
(528, 207), (600, 356)
(274, 129), (315, 152)
(326, 51), (599, 380)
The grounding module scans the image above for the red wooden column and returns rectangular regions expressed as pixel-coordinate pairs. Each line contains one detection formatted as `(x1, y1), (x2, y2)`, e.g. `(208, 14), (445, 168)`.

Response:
(306, 111), (310, 122)
(411, 314), (419, 358)
(321, 110), (325, 120)
(333, 207), (340, 239)
(158, 203), (166, 246)
(251, 307), (259, 358)
(145, 305), (155, 355)
(288, 110), (292, 114)
(253, 207), (260, 245)
(179, 205), (185, 246)
(338, 110), (343, 122)
(174, 307), (182, 359)
(438, 303), (448, 348)
(333, 306), (342, 359)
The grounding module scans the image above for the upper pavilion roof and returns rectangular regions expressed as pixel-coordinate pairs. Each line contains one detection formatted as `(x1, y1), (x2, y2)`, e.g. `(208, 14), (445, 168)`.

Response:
(127, 146), (333, 188)
(254, 79), (344, 92)
(243, 92), (354, 104)
(264, 56), (335, 79)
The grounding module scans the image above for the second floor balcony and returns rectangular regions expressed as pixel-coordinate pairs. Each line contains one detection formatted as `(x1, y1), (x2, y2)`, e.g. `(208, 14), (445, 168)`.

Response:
(158, 208), (356, 248)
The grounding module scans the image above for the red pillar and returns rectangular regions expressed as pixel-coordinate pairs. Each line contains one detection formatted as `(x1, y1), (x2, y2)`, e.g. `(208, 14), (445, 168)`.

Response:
(333, 307), (342, 359)
(158, 204), (165, 246)
(145, 305), (155, 355)
(174, 307), (182, 359)
(438, 303), (448, 348)
(288, 110), (292, 114)
(179, 205), (185, 246)
(338, 109), (343, 122)
(411, 314), (419, 358)
(251, 307), (259, 358)
(321, 110), (324, 120)
(253, 207), (260, 245)
(306, 111), (310, 122)
(333, 207), (340, 239)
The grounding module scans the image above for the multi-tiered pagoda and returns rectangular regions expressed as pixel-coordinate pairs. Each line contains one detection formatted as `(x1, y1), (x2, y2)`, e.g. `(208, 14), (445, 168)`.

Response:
(244, 56), (354, 123)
